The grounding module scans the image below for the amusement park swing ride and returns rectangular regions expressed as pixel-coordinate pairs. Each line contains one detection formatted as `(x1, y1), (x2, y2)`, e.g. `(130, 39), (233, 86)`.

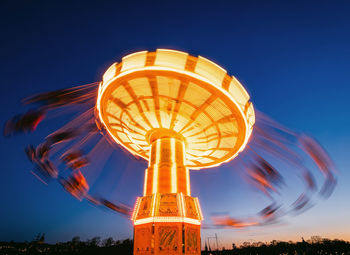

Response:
(5, 49), (337, 255)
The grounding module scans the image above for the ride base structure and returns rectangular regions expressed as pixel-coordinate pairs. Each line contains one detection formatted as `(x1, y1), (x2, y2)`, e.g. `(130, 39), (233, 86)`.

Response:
(97, 49), (255, 254)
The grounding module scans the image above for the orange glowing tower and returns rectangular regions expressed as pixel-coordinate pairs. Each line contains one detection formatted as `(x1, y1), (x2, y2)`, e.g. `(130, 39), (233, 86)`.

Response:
(96, 49), (255, 255)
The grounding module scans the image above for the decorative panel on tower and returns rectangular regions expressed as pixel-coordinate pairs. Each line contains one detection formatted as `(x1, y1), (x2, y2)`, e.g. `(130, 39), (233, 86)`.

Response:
(134, 224), (153, 255)
(158, 194), (178, 216)
(184, 225), (200, 255)
(157, 225), (181, 254)
(136, 196), (153, 219)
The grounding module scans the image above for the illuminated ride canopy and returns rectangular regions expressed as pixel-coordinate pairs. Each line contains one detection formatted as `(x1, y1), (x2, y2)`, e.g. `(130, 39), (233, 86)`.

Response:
(96, 49), (255, 255)
(97, 49), (255, 169)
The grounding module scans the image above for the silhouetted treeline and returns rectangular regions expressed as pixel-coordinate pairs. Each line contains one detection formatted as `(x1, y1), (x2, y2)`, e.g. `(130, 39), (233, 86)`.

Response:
(204, 236), (350, 255)
(1, 236), (349, 255)
(0, 236), (133, 255)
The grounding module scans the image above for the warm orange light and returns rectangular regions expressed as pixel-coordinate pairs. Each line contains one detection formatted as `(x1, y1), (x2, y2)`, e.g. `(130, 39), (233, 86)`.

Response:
(170, 138), (177, 193)
(143, 168), (148, 196)
(97, 49), (254, 255)
(134, 217), (201, 226)
(132, 193), (202, 224)
(96, 49), (254, 170)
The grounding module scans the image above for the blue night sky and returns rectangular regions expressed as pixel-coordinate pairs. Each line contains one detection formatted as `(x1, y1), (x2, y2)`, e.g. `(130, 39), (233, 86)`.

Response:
(1, 0), (350, 247)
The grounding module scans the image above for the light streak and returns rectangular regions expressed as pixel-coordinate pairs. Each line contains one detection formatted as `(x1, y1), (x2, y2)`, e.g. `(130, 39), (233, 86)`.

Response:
(131, 197), (141, 221)
(182, 141), (191, 196)
(151, 193), (157, 217)
(134, 217), (201, 226)
(170, 138), (177, 193)
(30, 171), (48, 186)
(143, 168), (148, 196)
(152, 139), (161, 194)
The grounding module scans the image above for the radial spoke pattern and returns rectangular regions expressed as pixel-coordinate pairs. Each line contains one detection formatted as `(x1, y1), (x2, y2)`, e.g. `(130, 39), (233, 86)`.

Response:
(98, 49), (255, 169)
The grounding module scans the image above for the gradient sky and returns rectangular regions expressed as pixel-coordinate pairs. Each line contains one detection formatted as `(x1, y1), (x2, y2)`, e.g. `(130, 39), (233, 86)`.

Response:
(1, 0), (350, 248)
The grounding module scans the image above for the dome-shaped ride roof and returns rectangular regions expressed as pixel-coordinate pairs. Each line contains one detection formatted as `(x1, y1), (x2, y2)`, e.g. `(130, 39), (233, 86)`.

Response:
(97, 49), (255, 169)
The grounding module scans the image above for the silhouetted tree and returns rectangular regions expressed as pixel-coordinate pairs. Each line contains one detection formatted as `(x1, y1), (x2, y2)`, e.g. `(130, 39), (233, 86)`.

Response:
(102, 237), (114, 247)
(88, 236), (101, 247)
